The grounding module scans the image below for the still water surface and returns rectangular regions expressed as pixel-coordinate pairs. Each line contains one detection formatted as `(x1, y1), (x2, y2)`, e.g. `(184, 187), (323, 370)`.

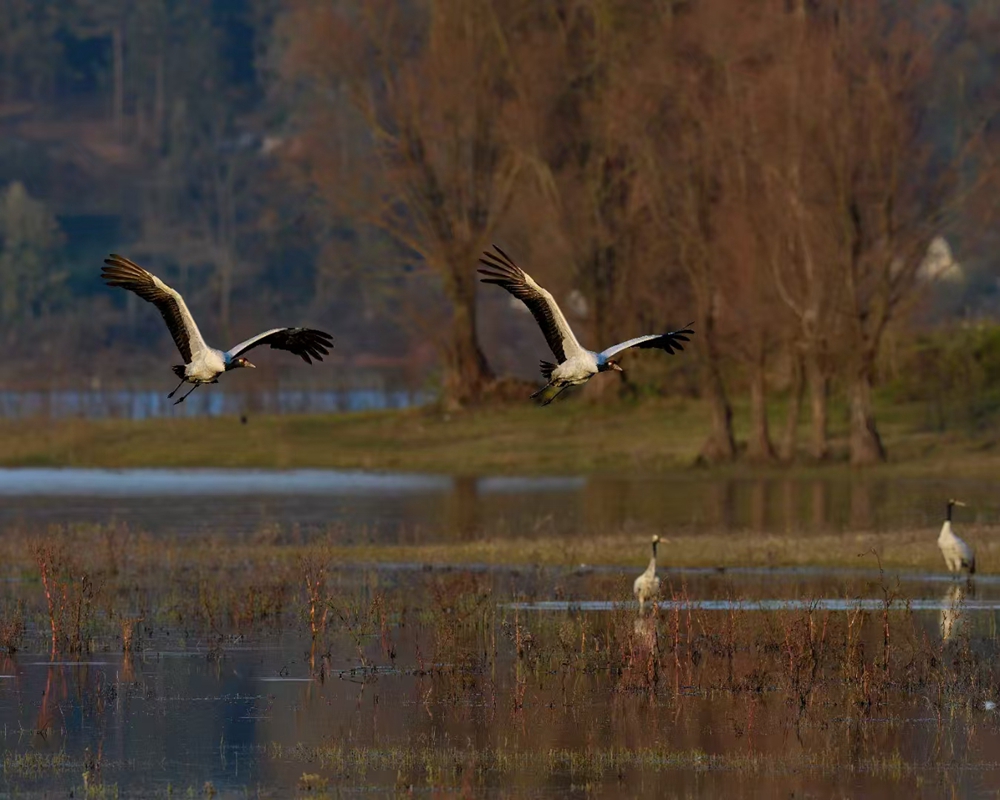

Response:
(1, 468), (1000, 796)
(0, 566), (999, 797)
(0, 387), (424, 419)
(1, 467), (999, 540)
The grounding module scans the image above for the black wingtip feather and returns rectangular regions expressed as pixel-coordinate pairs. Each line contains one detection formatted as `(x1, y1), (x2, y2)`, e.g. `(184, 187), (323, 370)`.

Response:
(478, 258), (525, 288)
(478, 245), (522, 276)
(271, 328), (335, 364)
(490, 243), (516, 265)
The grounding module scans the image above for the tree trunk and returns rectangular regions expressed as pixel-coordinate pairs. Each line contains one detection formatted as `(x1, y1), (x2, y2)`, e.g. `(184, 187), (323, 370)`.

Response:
(848, 365), (885, 465)
(747, 353), (776, 463)
(779, 353), (804, 463)
(698, 357), (736, 463)
(443, 265), (493, 409)
(695, 310), (736, 462)
(806, 354), (829, 461)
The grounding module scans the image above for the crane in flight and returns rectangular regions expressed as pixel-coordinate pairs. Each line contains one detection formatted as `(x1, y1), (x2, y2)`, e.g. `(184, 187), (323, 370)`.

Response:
(478, 245), (693, 404)
(102, 254), (333, 404)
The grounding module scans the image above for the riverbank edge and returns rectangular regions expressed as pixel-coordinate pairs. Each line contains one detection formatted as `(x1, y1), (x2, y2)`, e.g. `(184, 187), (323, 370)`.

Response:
(0, 399), (997, 476)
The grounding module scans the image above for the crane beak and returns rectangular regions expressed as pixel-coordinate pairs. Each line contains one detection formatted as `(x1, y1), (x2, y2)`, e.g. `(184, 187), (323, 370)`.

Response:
(244, 360), (256, 369)
(611, 361), (624, 373)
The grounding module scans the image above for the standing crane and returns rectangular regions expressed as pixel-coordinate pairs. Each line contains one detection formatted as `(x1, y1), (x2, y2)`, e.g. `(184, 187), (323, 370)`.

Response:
(938, 499), (975, 577)
(633, 535), (661, 614)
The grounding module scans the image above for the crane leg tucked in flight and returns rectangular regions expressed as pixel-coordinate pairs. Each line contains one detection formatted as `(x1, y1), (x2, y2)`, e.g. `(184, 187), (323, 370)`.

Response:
(531, 381), (555, 400)
(539, 383), (570, 406)
(173, 383), (200, 405)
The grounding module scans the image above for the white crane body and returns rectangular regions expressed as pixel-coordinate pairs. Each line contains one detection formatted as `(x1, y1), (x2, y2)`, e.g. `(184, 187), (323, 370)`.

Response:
(478, 246), (692, 405)
(102, 254), (333, 404)
(633, 535), (661, 614)
(937, 500), (975, 576)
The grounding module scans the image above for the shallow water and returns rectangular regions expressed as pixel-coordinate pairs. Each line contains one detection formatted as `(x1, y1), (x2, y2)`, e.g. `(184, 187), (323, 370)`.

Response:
(0, 467), (998, 540)
(3, 468), (1000, 796)
(1, 566), (999, 797)
(0, 387), (425, 419)
(507, 596), (999, 611)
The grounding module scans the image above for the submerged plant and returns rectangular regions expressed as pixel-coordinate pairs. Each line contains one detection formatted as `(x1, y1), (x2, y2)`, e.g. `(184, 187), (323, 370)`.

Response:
(301, 553), (331, 643)
(31, 542), (102, 656)
(0, 599), (26, 654)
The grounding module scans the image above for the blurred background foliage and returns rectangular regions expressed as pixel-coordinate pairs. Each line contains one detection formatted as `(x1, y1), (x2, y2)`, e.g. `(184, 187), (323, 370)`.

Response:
(0, 0), (999, 464)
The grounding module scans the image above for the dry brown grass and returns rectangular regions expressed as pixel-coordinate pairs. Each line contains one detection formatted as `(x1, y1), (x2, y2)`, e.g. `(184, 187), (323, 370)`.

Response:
(0, 522), (988, 581)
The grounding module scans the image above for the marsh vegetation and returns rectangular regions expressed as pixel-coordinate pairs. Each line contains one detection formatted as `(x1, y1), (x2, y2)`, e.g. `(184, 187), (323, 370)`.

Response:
(0, 492), (999, 797)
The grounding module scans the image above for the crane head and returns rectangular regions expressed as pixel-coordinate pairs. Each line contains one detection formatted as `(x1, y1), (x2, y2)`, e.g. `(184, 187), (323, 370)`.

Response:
(232, 357), (256, 370)
(608, 360), (624, 373)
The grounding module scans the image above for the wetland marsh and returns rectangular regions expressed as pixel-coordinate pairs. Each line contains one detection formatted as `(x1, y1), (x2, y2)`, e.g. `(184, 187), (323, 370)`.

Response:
(0, 469), (999, 797)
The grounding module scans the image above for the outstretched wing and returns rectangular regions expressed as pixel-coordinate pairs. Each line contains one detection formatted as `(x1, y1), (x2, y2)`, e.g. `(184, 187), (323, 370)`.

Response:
(478, 245), (585, 363)
(598, 327), (694, 361)
(102, 254), (208, 363)
(226, 327), (334, 364)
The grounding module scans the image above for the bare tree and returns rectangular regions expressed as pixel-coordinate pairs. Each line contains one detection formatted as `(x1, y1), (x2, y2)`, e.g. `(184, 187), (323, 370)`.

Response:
(509, 2), (653, 355)
(631, 6), (743, 463)
(281, 0), (527, 407)
(741, 1), (842, 461)
(638, 119), (737, 461)
(805, 3), (982, 464)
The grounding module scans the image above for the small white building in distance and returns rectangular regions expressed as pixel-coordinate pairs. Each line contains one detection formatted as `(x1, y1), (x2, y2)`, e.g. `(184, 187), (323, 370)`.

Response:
(917, 236), (964, 283)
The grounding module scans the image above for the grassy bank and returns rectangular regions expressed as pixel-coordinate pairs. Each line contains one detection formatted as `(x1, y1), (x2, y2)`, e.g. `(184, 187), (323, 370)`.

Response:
(1, 396), (998, 474)
(0, 398), (704, 471)
(119, 528), (996, 573)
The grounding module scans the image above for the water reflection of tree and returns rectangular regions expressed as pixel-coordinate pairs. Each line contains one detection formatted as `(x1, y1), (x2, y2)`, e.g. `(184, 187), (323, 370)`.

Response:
(446, 476), (480, 542)
(810, 480), (829, 532)
(780, 479), (799, 534)
(749, 480), (768, 532)
(707, 480), (737, 531)
(849, 482), (873, 531)
(34, 664), (66, 746)
(583, 477), (630, 537)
